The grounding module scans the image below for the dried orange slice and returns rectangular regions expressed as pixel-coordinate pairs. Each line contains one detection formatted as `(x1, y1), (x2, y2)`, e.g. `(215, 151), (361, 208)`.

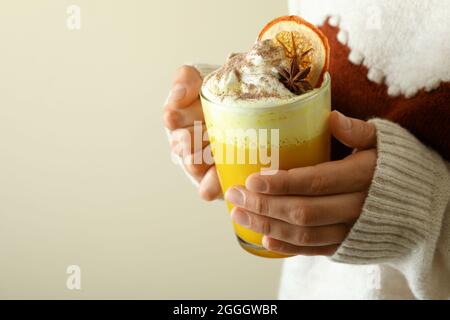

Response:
(258, 15), (330, 88)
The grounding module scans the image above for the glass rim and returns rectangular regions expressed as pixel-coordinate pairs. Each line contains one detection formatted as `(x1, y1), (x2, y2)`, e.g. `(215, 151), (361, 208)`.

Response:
(200, 73), (330, 114)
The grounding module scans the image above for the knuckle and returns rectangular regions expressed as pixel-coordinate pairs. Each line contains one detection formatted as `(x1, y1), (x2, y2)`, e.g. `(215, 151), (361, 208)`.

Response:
(281, 171), (292, 193)
(278, 227), (293, 243)
(289, 204), (303, 225)
(164, 108), (180, 130)
(253, 195), (269, 214)
(297, 228), (316, 246)
(290, 203), (313, 226)
(261, 217), (272, 235)
(309, 168), (328, 194)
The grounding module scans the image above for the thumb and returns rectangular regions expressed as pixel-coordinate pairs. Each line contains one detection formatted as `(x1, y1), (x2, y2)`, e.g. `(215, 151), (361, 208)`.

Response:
(329, 111), (377, 149)
(166, 65), (203, 109)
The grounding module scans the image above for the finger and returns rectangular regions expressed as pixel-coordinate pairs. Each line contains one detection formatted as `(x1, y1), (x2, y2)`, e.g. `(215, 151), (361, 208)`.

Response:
(226, 187), (364, 226)
(262, 236), (339, 256)
(329, 111), (377, 150)
(246, 149), (376, 195)
(165, 65), (203, 109)
(170, 125), (209, 157)
(232, 208), (349, 246)
(199, 166), (223, 201)
(164, 99), (204, 130)
(183, 146), (214, 179)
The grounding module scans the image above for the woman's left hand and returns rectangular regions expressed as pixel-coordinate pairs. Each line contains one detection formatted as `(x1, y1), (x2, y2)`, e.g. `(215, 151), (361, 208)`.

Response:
(225, 111), (378, 256)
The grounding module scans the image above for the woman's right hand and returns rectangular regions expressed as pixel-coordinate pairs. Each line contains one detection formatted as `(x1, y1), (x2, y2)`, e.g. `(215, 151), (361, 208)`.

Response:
(163, 65), (223, 201)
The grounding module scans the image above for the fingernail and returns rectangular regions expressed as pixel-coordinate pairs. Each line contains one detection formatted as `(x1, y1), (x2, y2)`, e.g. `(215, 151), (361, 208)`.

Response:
(166, 84), (186, 104)
(246, 177), (267, 193)
(225, 188), (244, 207)
(337, 111), (352, 130)
(232, 209), (250, 228)
(262, 236), (270, 249)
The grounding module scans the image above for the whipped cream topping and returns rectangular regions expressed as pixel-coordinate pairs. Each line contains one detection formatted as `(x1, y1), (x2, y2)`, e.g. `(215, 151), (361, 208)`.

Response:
(202, 40), (300, 106)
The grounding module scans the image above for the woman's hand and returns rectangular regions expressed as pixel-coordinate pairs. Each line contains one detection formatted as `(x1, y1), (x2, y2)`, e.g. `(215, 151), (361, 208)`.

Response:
(163, 66), (222, 201)
(225, 111), (378, 256)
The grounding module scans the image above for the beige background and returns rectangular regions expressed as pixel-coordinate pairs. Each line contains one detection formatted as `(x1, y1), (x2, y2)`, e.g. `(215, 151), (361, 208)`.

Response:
(0, 0), (288, 299)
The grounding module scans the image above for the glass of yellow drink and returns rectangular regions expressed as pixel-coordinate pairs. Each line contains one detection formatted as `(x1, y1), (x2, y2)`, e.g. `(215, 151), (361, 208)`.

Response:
(200, 73), (331, 258)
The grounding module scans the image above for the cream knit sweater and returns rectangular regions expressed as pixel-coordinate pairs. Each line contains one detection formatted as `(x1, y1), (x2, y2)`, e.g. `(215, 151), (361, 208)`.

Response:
(279, 119), (450, 300)
(278, 0), (450, 300)
(186, 0), (450, 300)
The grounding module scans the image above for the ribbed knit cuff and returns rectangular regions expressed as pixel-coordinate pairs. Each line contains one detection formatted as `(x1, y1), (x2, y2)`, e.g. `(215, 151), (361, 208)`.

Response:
(332, 119), (446, 264)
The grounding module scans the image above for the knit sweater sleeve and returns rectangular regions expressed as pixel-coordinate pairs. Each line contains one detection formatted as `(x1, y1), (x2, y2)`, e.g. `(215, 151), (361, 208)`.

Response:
(332, 118), (450, 299)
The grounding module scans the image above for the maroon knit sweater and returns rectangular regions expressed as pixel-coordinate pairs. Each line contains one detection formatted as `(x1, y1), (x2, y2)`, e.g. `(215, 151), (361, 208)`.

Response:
(320, 21), (450, 161)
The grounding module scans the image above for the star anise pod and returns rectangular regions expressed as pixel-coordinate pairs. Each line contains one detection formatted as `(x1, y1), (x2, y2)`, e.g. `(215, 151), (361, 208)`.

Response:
(278, 55), (313, 95)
